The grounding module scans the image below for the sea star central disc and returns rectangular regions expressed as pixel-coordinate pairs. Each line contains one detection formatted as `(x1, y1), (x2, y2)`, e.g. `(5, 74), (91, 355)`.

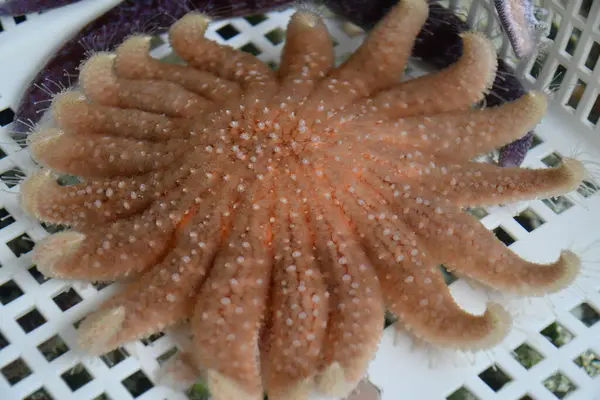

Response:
(20, 1), (583, 399)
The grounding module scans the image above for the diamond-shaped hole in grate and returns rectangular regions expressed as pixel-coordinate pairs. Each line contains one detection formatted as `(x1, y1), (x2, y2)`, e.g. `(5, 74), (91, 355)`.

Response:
(41, 222), (66, 235)
(38, 335), (69, 362)
(570, 302), (600, 327)
(540, 322), (574, 347)
(447, 386), (479, 400)
(514, 209), (545, 232)
(530, 134), (543, 148)
(549, 64), (567, 93)
(61, 364), (93, 391)
(156, 347), (178, 365)
(587, 94), (600, 125)
(542, 152), (562, 167)
(1, 357), (32, 385)
(0, 107), (15, 126)
(7, 233), (35, 257)
(122, 370), (154, 397)
(244, 14), (267, 26)
(566, 79), (586, 110)
(577, 179), (600, 198)
(478, 364), (512, 392)
(0, 208), (15, 228)
(240, 42), (261, 56)
(585, 41), (600, 71)
(29, 265), (50, 284)
(93, 394), (110, 400)
(264, 27), (285, 45)
(73, 317), (85, 329)
(216, 24), (239, 40)
(11, 131), (28, 149)
(92, 281), (113, 291)
(101, 348), (129, 367)
(24, 387), (53, 400)
(13, 15), (26, 24)
(543, 196), (574, 214)
(466, 207), (488, 220)
(141, 332), (165, 346)
(573, 349), (600, 378)
(0, 279), (24, 305)
(543, 371), (578, 399)
(547, 12), (562, 42)
(512, 342), (545, 369)
(440, 264), (458, 285)
(530, 54), (544, 80)
(17, 307), (47, 333)
(52, 288), (83, 312)
(565, 27), (582, 56)
(0, 166), (25, 188)
(493, 226), (515, 246)
(579, 0), (593, 19)
(0, 331), (9, 350)
(186, 382), (211, 399)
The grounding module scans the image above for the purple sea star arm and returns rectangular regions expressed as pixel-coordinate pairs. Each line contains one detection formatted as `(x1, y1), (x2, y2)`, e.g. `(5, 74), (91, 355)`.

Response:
(0, 0), (82, 16)
(494, 0), (540, 59)
(498, 131), (534, 167)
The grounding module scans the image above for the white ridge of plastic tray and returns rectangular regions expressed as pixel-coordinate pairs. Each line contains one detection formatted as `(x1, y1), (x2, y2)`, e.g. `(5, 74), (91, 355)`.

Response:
(0, 1), (599, 399)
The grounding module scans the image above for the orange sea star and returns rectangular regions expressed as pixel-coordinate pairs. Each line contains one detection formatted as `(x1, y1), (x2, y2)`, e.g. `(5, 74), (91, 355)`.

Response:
(20, 0), (584, 398)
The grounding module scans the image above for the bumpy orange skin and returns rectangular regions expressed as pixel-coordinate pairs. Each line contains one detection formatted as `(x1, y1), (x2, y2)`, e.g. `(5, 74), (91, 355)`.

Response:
(21, 1), (583, 399)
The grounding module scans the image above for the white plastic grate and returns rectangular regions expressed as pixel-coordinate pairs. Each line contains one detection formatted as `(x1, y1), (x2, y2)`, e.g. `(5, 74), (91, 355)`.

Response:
(0, 1), (599, 399)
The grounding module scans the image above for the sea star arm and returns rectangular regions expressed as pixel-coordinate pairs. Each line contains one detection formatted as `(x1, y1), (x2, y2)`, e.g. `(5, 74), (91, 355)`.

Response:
(340, 92), (546, 161)
(28, 128), (185, 178)
(364, 32), (497, 119)
(378, 246), (510, 349)
(31, 187), (200, 280)
(76, 190), (231, 355)
(262, 185), (329, 399)
(323, 171), (510, 349)
(53, 91), (196, 141)
(169, 13), (276, 96)
(330, 0), (428, 98)
(494, 0), (538, 59)
(427, 158), (585, 207)
(297, 171), (384, 398)
(19, 167), (190, 228)
(80, 54), (211, 118)
(277, 11), (334, 99)
(115, 35), (242, 104)
(191, 183), (274, 400)
(297, 0), (429, 121)
(401, 191), (580, 295)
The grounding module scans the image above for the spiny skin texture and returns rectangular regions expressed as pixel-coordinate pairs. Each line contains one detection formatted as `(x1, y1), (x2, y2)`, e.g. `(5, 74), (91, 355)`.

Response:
(494, 0), (540, 59)
(328, 0), (536, 167)
(21, 1), (584, 398)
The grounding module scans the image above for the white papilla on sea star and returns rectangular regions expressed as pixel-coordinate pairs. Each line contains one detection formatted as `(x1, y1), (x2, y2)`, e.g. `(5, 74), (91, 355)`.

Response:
(20, 0), (583, 398)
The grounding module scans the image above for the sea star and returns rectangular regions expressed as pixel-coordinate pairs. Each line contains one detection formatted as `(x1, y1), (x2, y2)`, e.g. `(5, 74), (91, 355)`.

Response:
(20, 0), (583, 398)
(494, 0), (541, 59)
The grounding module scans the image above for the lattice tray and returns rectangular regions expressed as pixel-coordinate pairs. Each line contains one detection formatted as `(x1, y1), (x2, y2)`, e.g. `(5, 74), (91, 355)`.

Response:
(0, 0), (599, 399)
